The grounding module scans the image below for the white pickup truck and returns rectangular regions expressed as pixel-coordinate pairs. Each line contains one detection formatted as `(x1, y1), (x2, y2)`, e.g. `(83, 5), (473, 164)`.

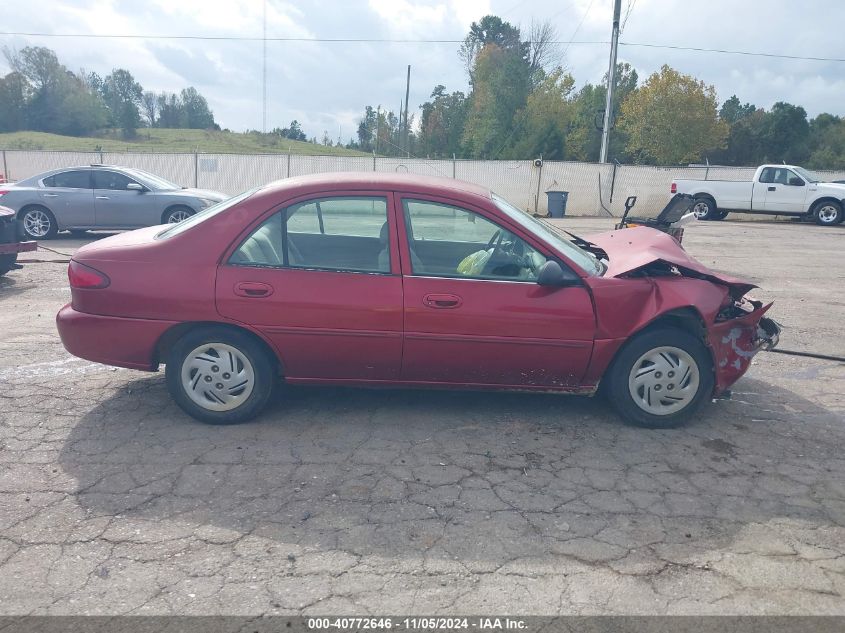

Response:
(671, 165), (845, 226)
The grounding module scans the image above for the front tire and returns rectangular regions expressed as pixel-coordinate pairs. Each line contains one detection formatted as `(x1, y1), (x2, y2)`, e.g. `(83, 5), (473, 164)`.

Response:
(21, 206), (58, 239)
(605, 327), (714, 428)
(812, 201), (843, 226)
(165, 327), (276, 425)
(692, 197), (719, 221)
(163, 206), (195, 224)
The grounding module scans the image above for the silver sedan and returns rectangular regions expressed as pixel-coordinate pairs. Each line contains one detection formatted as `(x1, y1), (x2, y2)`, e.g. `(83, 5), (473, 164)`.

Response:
(0, 165), (227, 239)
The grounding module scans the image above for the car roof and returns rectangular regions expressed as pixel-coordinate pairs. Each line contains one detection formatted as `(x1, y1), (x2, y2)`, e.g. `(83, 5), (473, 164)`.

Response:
(255, 171), (493, 202)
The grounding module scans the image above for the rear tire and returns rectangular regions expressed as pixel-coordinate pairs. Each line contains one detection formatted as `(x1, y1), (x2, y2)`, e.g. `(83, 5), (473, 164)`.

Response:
(605, 327), (714, 429)
(165, 327), (276, 425)
(812, 201), (843, 226)
(714, 210), (729, 220)
(0, 253), (17, 276)
(692, 197), (719, 221)
(20, 206), (58, 239)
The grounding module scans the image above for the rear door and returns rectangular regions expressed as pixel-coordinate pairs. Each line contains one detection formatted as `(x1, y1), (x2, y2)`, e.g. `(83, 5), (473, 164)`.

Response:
(396, 195), (595, 387)
(93, 170), (153, 228)
(39, 169), (94, 227)
(216, 192), (404, 381)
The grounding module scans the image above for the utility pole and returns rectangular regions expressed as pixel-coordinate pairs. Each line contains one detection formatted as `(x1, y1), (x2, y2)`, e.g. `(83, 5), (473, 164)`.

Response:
(599, 0), (622, 163)
(375, 105), (381, 154)
(403, 65), (411, 155)
(262, 0), (267, 133)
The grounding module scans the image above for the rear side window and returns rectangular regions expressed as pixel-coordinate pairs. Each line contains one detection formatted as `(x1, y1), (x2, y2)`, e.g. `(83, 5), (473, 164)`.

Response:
(43, 170), (91, 189)
(230, 196), (389, 273)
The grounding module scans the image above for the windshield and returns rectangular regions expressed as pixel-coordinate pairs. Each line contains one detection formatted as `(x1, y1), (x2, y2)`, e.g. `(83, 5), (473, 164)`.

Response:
(492, 193), (605, 275)
(156, 188), (255, 239)
(793, 167), (819, 183)
(126, 168), (182, 191)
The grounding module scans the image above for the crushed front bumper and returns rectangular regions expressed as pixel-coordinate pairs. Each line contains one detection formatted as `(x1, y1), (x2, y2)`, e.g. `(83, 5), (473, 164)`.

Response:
(709, 302), (780, 394)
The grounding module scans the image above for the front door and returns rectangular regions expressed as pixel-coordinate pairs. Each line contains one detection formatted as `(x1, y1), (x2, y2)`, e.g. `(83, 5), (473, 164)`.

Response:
(216, 192), (404, 381)
(396, 196), (595, 387)
(759, 167), (808, 213)
(93, 170), (151, 228)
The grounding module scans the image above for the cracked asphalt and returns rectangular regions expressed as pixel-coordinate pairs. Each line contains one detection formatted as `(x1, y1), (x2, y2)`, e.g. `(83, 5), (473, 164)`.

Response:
(0, 217), (843, 615)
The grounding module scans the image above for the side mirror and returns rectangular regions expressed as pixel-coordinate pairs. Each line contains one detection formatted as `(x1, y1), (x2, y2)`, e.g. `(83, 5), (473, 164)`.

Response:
(788, 177), (804, 187)
(126, 182), (144, 192)
(537, 260), (577, 287)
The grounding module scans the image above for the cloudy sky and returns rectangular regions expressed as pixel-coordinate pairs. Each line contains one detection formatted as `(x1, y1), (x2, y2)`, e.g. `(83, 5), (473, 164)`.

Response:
(2, 0), (844, 139)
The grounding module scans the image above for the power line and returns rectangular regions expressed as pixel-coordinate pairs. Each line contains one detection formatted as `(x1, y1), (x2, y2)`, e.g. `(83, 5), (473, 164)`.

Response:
(561, 0), (597, 59)
(1, 31), (844, 63)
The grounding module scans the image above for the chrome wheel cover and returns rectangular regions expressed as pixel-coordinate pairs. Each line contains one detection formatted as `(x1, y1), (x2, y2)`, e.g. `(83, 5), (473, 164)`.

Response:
(167, 208), (191, 223)
(180, 343), (255, 412)
(692, 202), (710, 219)
(628, 346), (700, 416)
(24, 209), (51, 237)
(817, 205), (839, 224)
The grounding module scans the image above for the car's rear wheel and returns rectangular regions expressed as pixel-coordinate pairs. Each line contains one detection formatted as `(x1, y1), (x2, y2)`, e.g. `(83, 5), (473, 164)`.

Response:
(21, 206), (58, 239)
(163, 206), (194, 224)
(692, 197), (719, 221)
(605, 327), (714, 428)
(0, 253), (17, 276)
(812, 201), (843, 226)
(165, 327), (276, 425)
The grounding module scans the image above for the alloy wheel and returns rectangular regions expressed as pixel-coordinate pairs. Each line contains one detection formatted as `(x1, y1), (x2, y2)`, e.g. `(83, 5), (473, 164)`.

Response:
(167, 208), (192, 223)
(23, 209), (51, 238)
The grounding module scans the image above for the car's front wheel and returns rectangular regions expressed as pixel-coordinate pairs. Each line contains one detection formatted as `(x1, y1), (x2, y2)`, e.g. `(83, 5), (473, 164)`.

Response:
(165, 327), (276, 424)
(21, 206), (58, 239)
(163, 206), (195, 224)
(605, 327), (714, 428)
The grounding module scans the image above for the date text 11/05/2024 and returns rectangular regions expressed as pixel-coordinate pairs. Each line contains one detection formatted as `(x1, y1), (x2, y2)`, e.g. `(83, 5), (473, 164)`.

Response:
(307, 617), (528, 630)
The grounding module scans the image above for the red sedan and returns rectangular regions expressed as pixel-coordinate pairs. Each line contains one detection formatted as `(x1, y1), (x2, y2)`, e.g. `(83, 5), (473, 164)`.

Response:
(56, 173), (779, 428)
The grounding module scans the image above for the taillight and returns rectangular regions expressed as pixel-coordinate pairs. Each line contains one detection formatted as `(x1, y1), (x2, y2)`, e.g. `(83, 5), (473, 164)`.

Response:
(0, 190), (7, 196)
(670, 182), (677, 194)
(68, 260), (110, 289)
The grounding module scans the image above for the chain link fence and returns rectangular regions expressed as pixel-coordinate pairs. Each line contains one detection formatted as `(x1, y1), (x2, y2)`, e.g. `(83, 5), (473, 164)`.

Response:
(3, 149), (845, 217)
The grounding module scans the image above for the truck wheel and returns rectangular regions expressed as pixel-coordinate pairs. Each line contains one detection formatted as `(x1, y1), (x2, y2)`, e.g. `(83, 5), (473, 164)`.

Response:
(812, 201), (843, 226)
(692, 197), (719, 221)
(714, 211), (729, 220)
(0, 253), (17, 276)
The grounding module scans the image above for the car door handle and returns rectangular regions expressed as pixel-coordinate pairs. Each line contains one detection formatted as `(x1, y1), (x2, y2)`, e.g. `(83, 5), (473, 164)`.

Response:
(96, 196), (110, 199)
(43, 193), (58, 198)
(234, 281), (274, 298)
(423, 293), (462, 309)
(768, 186), (776, 191)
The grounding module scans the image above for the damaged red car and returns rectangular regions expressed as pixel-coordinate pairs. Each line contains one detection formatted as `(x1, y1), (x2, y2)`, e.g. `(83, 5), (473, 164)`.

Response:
(56, 174), (780, 428)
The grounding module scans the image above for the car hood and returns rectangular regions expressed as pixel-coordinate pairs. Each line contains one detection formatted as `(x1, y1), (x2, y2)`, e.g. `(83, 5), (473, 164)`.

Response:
(164, 188), (227, 202)
(584, 226), (757, 297)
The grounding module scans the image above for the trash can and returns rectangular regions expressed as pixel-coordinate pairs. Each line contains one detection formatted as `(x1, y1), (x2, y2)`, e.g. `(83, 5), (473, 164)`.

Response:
(546, 191), (569, 218)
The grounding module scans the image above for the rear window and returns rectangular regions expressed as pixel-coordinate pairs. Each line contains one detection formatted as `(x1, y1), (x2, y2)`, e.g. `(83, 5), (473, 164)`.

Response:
(156, 188), (255, 239)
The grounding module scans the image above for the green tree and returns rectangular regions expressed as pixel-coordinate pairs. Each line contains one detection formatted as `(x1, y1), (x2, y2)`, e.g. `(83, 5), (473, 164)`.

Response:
(180, 87), (216, 129)
(278, 120), (306, 141)
(357, 106), (377, 152)
(101, 69), (143, 137)
(459, 15), (525, 81)
(418, 86), (468, 158)
(0, 72), (30, 131)
(760, 102), (809, 163)
(719, 95), (756, 124)
(619, 65), (727, 164)
(507, 69), (574, 159)
(806, 114), (845, 170)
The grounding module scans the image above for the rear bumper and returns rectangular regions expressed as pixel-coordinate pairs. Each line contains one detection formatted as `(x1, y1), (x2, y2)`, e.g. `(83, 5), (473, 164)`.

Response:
(56, 304), (177, 371)
(0, 241), (36, 255)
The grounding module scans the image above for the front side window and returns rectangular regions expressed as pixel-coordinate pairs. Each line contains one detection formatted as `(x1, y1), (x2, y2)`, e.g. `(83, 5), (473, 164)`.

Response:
(231, 196), (390, 274)
(402, 199), (548, 281)
(43, 170), (91, 189)
(93, 171), (140, 191)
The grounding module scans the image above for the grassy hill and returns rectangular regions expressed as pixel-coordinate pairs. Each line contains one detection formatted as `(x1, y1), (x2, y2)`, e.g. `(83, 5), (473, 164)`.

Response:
(0, 129), (370, 156)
